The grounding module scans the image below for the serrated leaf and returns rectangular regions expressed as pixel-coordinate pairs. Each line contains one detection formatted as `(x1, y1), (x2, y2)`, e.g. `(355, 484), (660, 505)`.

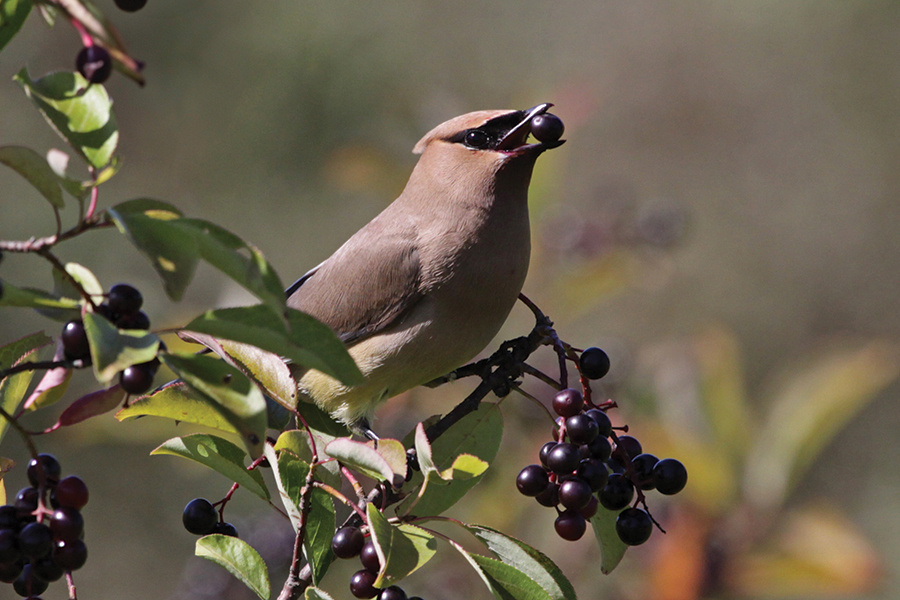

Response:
(152, 434), (269, 500)
(56, 384), (126, 428)
(116, 381), (246, 436)
(466, 525), (576, 600)
(0, 332), (52, 443)
(591, 508), (628, 574)
(366, 503), (437, 587)
(185, 304), (363, 387)
(0, 0), (32, 52)
(196, 534), (270, 600)
(304, 587), (336, 600)
(83, 312), (159, 382)
(15, 68), (118, 169)
(398, 403), (502, 517)
(0, 145), (64, 208)
(325, 438), (403, 487)
(161, 353), (267, 455)
(470, 554), (553, 600)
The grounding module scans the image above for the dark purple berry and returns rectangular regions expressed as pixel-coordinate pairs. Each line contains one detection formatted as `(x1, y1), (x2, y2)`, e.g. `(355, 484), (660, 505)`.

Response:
(52, 475), (89, 509)
(599, 473), (634, 511)
(107, 284), (143, 315)
(119, 361), (157, 395)
(558, 478), (593, 511)
(116, 310), (151, 330)
(114, 0), (148, 11)
(576, 458), (609, 492)
(516, 465), (549, 497)
(531, 113), (565, 144)
(350, 569), (379, 599)
(566, 414), (599, 444)
(546, 442), (580, 475)
(14, 487), (39, 521)
(213, 522), (238, 537)
(18, 522), (53, 558)
(52, 538), (87, 570)
(13, 563), (49, 597)
(27, 454), (61, 488)
(534, 481), (559, 507)
(49, 507), (84, 543)
(579, 495), (599, 520)
(631, 453), (659, 490)
(33, 554), (65, 582)
(653, 458), (688, 495)
(554, 510), (586, 541)
(378, 586), (408, 600)
(182, 498), (218, 535)
(0, 528), (20, 562)
(332, 526), (365, 559)
(61, 320), (90, 360)
(359, 540), (380, 573)
(585, 434), (612, 462)
(612, 435), (642, 461)
(538, 441), (557, 468)
(0, 558), (23, 583)
(552, 388), (584, 418)
(0, 505), (19, 529)
(579, 347), (610, 379)
(585, 409), (613, 438)
(76, 46), (112, 84)
(616, 507), (653, 546)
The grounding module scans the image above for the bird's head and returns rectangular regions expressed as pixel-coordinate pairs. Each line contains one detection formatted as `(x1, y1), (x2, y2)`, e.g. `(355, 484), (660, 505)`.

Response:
(410, 103), (565, 193)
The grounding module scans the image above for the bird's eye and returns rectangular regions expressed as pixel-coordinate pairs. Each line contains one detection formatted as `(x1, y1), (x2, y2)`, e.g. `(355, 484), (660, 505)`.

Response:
(464, 130), (491, 149)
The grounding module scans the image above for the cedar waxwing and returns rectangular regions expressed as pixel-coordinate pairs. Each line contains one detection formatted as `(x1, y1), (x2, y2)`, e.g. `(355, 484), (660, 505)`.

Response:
(286, 104), (564, 433)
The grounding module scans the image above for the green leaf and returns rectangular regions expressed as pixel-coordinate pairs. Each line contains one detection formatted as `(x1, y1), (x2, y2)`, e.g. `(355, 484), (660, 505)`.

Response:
(184, 304), (363, 387)
(83, 312), (159, 382)
(466, 525), (576, 600)
(398, 403), (502, 517)
(324, 438), (405, 487)
(743, 340), (900, 510)
(304, 587), (336, 600)
(0, 332), (51, 444)
(0, 145), (64, 208)
(15, 68), (118, 169)
(469, 554), (554, 600)
(116, 381), (248, 436)
(161, 353), (267, 456)
(366, 503), (437, 587)
(265, 443), (306, 531)
(152, 434), (269, 501)
(274, 429), (341, 488)
(196, 534), (270, 600)
(0, 0), (32, 52)
(60, 262), (104, 300)
(304, 486), (335, 584)
(0, 281), (81, 315)
(590, 508), (628, 574)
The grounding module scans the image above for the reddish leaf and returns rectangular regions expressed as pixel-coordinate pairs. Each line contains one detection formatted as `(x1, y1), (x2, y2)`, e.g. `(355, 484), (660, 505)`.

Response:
(54, 384), (126, 429)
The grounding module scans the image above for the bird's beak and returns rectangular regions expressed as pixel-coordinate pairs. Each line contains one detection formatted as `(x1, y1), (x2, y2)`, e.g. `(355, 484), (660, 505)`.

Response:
(496, 103), (566, 153)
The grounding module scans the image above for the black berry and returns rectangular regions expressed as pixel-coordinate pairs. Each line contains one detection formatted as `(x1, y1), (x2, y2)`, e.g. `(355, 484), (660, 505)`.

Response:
(332, 526), (365, 559)
(182, 498), (218, 535)
(516, 465), (549, 497)
(585, 434), (612, 462)
(552, 388), (584, 418)
(213, 522), (238, 537)
(534, 481), (559, 507)
(61, 320), (90, 361)
(76, 46), (112, 84)
(378, 586), (408, 600)
(27, 454), (61, 488)
(653, 458), (688, 495)
(360, 539), (380, 573)
(554, 510), (586, 541)
(119, 361), (158, 395)
(14, 487), (39, 520)
(114, 0), (148, 11)
(585, 409), (613, 438)
(13, 563), (49, 597)
(558, 478), (593, 511)
(579, 347), (610, 379)
(0, 528), (20, 562)
(576, 458), (609, 492)
(350, 569), (379, 599)
(33, 554), (65, 582)
(49, 507), (84, 543)
(0, 505), (17, 529)
(530, 113), (565, 144)
(631, 453), (659, 490)
(612, 435), (642, 461)
(52, 538), (88, 570)
(17, 522), (53, 558)
(538, 441), (557, 468)
(107, 283), (143, 315)
(52, 475), (89, 509)
(579, 495), (599, 520)
(565, 414), (599, 444)
(116, 310), (151, 330)
(599, 473), (634, 511)
(616, 507), (653, 546)
(0, 559), (22, 583)
(546, 442), (580, 475)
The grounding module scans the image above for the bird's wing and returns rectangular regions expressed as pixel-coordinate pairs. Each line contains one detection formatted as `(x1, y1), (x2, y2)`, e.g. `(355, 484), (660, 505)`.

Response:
(285, 223), (422, 345)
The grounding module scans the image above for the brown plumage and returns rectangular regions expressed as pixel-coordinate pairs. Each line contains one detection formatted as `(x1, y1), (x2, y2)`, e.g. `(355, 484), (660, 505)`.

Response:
(286, 104), (564, 431)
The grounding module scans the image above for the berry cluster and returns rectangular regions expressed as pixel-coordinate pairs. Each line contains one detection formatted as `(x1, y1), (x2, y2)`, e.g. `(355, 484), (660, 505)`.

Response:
(0, 454), (89, 597)
(61, 283), (161, 395)
(516, 347), (687, 546)
(331, 526), (424, 600)
(182, 498), (238, 538)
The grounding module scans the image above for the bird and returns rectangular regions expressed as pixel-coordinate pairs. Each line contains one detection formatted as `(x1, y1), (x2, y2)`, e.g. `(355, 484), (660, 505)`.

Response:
(285, 103), (565, 436)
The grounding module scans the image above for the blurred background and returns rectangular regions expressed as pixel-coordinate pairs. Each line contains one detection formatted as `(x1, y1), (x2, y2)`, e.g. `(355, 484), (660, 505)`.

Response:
(1, 2), (899, 599)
